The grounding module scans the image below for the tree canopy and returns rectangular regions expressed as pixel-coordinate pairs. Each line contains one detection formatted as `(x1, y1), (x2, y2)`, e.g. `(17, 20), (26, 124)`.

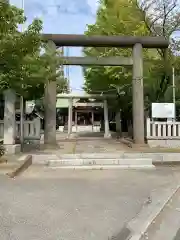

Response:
(0, 1), (69, 100)
(83, 0), (180, 119)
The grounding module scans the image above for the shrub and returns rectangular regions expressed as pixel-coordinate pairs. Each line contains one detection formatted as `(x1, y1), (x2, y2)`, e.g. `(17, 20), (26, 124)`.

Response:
(0, 145), (5, 157)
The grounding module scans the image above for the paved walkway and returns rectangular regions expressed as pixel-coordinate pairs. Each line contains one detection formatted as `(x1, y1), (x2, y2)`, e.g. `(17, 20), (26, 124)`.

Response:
(29, 131), (129, 154)
(58, 139), (128, 154)
(24, 131), (180, 155)
(0, 167), (179, 240)
(24, 131), (128, 154)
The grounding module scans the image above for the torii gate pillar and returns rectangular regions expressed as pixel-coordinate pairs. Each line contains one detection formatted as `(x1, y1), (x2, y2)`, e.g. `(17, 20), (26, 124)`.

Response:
(132, 43), (145, 144)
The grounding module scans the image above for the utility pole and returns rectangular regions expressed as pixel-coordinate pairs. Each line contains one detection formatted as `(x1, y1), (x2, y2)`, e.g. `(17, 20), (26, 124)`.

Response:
(20, 0), (25, 150)
(172, 67), (176, 105)
(172, 66), (176, 121)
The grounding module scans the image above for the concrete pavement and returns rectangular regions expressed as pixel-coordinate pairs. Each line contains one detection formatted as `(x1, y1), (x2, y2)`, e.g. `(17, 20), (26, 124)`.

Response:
(140, 188), (180, 240)
(0, 167), (180, 240)
(174, 228), (180, 240)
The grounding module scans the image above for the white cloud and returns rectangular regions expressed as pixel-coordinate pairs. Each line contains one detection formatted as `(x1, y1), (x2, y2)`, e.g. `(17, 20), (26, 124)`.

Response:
(87, 0), (99, 14)
(10, 0), (23, 8)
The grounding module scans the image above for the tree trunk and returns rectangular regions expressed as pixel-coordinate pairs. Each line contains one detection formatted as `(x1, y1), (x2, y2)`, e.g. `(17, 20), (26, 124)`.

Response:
(115, 111), (121, 136)
(44, 80), (57, 145)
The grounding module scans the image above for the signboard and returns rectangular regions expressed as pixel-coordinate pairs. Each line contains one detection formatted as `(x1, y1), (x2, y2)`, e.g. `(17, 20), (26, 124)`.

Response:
(152, 103), (175, 119)
(25, 101), (35, 114)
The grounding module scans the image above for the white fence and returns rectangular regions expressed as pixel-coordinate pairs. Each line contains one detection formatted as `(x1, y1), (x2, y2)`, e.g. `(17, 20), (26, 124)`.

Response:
(0, 118), (41, 140)
(146, 118), (180, 147)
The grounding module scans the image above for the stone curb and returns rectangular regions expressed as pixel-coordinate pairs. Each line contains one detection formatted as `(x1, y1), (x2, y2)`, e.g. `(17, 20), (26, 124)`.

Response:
(112, 183), (180, 240)
(7, 155), (32, 178)
(154, 161), (180, 165)
(50, 165), (155, 170)
(47, 158), (153, 166)
(32, 152), (180, 166)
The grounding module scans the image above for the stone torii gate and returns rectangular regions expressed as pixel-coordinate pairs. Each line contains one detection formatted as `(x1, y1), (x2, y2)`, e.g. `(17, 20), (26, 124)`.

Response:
(57, 93), (115, 138)
(43, 34), (169, 145)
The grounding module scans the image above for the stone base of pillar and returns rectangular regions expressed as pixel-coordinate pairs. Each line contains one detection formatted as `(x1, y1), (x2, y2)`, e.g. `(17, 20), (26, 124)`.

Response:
(4, 144), (21, 155)
(40, 143), (59, 150)
(100, 126), (105, 132)
(104, 133), (112, 139)
(67, 133), (77, 139)
(131, 143), (148, 148)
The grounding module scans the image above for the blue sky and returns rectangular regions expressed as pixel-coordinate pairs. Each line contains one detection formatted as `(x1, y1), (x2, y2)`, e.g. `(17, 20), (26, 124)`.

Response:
(10, 0), (99, 92)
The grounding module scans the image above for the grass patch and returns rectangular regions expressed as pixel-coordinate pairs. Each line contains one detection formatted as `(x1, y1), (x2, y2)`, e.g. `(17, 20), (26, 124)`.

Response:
(0, 157), (7, 164)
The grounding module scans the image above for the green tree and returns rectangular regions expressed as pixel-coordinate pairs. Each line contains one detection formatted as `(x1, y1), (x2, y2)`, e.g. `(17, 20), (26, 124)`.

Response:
(0, 1), (69, 101)
(138, 0), (180, 113)
(0, 1), (43, 97)
(0, 1), (69, 145)
(83, 0), (150, 124)
(84, 0), (180, 125)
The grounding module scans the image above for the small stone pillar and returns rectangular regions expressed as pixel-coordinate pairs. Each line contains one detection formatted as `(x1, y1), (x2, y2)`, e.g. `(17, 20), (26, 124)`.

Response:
(75, 110), (78, 132)
(91, 111), (94, 131)
(3, 89), (20, 154)
(68, 98), (73, 136)
(91, 111), (94, 123)
(132, 43), (145, 144)
(103, 99), (111, 138)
